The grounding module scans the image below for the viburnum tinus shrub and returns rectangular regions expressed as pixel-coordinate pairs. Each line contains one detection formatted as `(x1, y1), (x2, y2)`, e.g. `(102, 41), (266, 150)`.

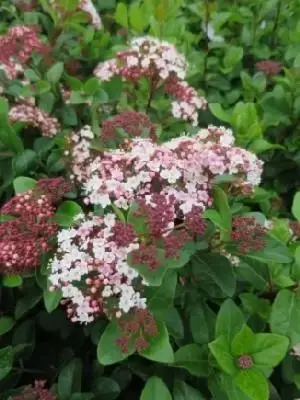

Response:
(0, 3), (299, 400)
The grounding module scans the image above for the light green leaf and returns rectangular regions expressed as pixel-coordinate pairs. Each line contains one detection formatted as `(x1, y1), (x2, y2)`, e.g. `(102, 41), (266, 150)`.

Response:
(234, 369), (268, 400)
(115, 2), (128, 28)
(215, 299), (244, 342)
(209, 336), (237, 376)
(13, 176), (37, 194)
(292, 192), (300, 221)
(213, 186), (232, 241)
(231, 325), (256, 356)
(2, 275), (23, 288)
(252, 333), (289, 368)
(141, 377), (172, 400)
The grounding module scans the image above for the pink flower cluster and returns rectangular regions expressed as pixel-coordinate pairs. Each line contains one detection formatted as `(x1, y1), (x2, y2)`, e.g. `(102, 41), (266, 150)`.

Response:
(0, 25), (49, 79)
(94, 37), (207, 125)
(0, 178), (71, 274)
(74, 126), (262, 215)
(102, 110), (157, 146)
(9, 380), (56, 400)
(9, 103), (61, 137)
(49, 213), (146, 323)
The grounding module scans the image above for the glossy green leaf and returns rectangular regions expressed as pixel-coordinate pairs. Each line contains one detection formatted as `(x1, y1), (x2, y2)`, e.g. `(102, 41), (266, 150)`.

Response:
(252, 333), (289, 368)
(44, 289), (62, 313)
(173, 344), (209, 377)
(46, 62), (64, 84)
(231, 325), (256, 356)
(2, 275), (23, 288)
(173, 380), (206, 399)
(55, 201), (83, 227)
(141, 377), (172, 400)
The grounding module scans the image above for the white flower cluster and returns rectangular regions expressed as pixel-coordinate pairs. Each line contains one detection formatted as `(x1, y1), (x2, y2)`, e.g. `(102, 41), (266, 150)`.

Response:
(70, 125), (263, 214)
(49, 213), (146, 324)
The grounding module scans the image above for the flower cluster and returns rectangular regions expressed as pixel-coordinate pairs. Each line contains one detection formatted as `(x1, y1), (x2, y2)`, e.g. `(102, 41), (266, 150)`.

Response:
(9, 380), (56, 400)
(77, 129), (262, 215)
(102, 111), (157, 146)
(236, 354), (254, 369)
(94, 36), (207, 125)
(49, 213), (146, 324)
(231, 216), (266, 253)
(9, 103), (61, 137)
(0, 178), (71, 274)
(0, 25), (49, 79)
(116, 308), (158, 353)
(255, 60), (282, 76)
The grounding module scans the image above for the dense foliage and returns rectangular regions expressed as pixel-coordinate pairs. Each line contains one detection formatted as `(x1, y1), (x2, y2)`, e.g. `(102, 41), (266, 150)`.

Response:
(1, 1), (300, 399)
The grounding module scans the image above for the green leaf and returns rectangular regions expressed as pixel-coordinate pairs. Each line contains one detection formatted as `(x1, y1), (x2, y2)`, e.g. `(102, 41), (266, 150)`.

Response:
(13, 149), (37, 175)
(58, 359), (82, 400)
(240, 293), (270, 320)
(141, 377), (172, 400)
(173, 380), (206, 400)
(236, 258), (268, 290)
(55, 201), (83, 227)
(71, 394), (94, 400)
(0, 317), (15, 336)
(292, 192), (300, 221)
(209, 336), (237, 376)
(84, 77), (100, 96)
(129, 3), (147, 33)
(223, 46), (244, 70)
(115, 2), (128, 28)
(46, 62), (64, 84)
(15, 287), (42, 319)
(270, 289), (300, 346)
(13, 176), (37, 194)
(92, 377), (120, 400)
(0, 346), (13, 381)
(234, 369), (268, 400)
(189, 301), (216, 344)
(220, 373), (251, 400)
(213, 186), (232, 240)
(147, 270), (177, 311)
(44, 289), (62, 313)
(155, 307), (184, 341)
(140, 319), (174, 363)
(252, 333), (289, 368)
(0, 97), (24, 153)
(97, 320), (135, 365)
(191, 254), (236, 298)
(248, 138), (284, 154)
(231, 325), (256, 356)
(173, 344), (209, 377)
(209, 103), (231, 123)
(215, 299), (244, 342)
(2, 275), (23, 288)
